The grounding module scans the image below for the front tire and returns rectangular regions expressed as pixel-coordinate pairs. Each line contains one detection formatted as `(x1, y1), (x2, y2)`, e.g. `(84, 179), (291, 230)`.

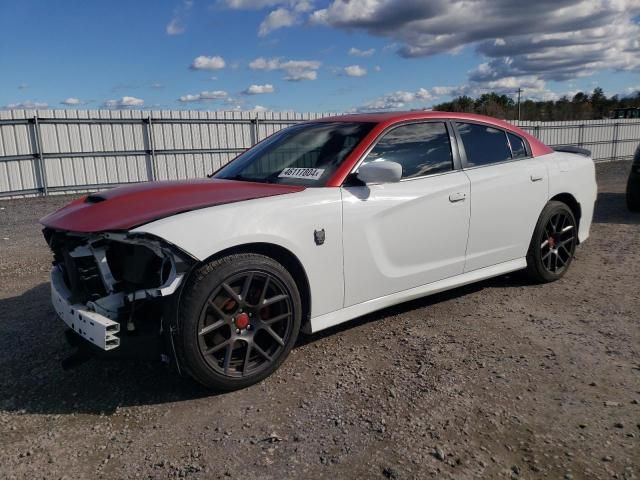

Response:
(177, 253), (302, 391)
(526, 201), (578, 283)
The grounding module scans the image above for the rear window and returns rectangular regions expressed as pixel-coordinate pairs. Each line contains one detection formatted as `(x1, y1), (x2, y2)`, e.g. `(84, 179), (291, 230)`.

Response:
(456, 122), (513, 167)
(508, 132), (528, 159)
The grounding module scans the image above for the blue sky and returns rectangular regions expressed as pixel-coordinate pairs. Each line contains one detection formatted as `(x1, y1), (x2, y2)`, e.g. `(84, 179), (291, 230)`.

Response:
(1, 0), (639, 112)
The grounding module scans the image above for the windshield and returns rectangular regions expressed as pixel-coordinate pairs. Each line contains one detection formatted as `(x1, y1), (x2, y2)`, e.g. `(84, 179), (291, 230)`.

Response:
(214, 121), (375, 186)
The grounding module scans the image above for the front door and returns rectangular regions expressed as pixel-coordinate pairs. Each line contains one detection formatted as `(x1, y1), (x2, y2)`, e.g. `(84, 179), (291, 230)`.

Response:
(341, 121), (471, 307)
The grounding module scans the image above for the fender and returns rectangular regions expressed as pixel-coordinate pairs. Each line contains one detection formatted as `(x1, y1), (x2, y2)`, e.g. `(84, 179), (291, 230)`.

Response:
(132, 188), (345, 319)
(542, 151), (597, 243)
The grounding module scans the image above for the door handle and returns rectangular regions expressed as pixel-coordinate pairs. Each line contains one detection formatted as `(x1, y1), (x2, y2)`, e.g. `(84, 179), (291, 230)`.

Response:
(530, 174), (543, 182)
(449, 192), (466, 203)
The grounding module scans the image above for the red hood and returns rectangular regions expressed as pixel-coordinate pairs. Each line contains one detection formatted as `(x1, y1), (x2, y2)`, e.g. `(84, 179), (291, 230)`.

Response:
(40, 179), (305, 233)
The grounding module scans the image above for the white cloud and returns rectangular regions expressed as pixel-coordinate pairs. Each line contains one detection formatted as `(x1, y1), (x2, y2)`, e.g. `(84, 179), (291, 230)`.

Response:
(225, 0), (311, 11)
(178, 94), (200, 102)
(190, 55), (226, 70)
(348, 47), (375, 57)
(344, 65), (367, 77)
(249, 57), (321, 81)
(166, 19), (185, 35)
(359, 88), (432, 111)
(243, 84), (275, 94)
(104, 96), (144, 108)
(252, 105), (269, 112)
(3, 101), (48, 110)
(166, 0), (193, 35)
(225, 0), (312, 35)
(18, 83), (29, 90)
(61, 97), (82, 106)
(310, 0), (640, 85)
(225, 0), (282, 7)
(624, 86), (640, 97)
(150, 82), (164, 89)
(249, 57), (281, 70)
(259, 7), (297, 36)
(178, 90), (229, 102)
(431, 86), (464, 97)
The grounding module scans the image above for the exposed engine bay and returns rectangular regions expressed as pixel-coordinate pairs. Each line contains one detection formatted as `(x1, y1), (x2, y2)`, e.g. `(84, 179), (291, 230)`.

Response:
(43, 228), (195, 353)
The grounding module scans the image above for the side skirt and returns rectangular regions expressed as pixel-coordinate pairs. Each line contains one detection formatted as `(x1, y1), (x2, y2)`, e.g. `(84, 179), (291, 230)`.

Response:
(308, 258), (526, 333)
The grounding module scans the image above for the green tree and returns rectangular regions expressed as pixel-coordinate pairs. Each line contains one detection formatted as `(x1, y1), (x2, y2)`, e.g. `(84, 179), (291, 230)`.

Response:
(431, 86), (638, 121)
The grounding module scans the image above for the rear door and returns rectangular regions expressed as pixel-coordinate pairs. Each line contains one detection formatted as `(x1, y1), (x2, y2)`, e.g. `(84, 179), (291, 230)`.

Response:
(341, 121), (470, 307)
(454, 122), (548, 272)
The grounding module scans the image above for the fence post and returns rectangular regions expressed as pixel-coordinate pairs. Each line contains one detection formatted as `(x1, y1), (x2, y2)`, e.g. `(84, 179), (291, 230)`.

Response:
(32, 114), (48, 196)
(250, 116), (259, 146)
(145, 115), (156, 181)
(611, 122), (619, 162)
(578, 123), (585, 148)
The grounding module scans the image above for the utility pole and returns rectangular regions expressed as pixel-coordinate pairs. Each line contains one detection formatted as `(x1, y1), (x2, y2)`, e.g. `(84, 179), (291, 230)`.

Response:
(517, 88), (522, 121)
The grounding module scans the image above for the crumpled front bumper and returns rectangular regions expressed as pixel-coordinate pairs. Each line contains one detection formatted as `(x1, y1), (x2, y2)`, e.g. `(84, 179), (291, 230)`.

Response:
(51, 267), (121, 350)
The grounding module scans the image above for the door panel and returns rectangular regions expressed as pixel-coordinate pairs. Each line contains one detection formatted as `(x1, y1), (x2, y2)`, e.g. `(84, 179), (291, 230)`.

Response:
(341, 171), (471, 307)
(463, 159), (548, 272)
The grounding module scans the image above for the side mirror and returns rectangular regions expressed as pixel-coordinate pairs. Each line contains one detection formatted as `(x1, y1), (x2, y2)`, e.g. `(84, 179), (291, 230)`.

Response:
(356, 160), (402, 184)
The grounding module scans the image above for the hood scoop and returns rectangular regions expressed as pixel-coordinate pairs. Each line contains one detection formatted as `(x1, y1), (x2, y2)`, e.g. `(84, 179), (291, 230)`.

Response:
(85, 194), (107, 204)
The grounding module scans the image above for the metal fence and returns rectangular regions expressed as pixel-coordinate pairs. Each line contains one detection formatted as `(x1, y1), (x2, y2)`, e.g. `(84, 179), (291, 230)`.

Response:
(0, 109), (638, 198)
(515, 119), (639, 165)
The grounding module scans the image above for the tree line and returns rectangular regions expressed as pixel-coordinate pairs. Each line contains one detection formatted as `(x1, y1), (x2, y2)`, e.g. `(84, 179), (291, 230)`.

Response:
(432, 87), (640, 121)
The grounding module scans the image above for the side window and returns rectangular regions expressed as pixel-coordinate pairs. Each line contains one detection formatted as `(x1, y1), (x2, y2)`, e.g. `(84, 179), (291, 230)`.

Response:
(456, 122), (512, 167)
(508, 132), (528, 159)
(362, 122), (453, 179)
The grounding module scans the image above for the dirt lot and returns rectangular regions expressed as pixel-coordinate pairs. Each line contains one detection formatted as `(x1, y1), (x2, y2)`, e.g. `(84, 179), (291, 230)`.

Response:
(0, 161), (638, 480)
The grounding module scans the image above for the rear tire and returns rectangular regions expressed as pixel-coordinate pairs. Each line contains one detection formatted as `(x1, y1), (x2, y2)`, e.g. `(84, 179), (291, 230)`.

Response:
(526, 201), (577, 283)
(176, 253), (301, 391)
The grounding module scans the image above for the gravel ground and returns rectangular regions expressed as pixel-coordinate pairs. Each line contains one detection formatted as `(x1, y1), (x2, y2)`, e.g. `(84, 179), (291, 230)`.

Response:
(0, 161), (638, 480)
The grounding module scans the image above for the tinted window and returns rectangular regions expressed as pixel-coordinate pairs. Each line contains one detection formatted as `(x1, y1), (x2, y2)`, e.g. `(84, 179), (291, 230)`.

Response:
(456, 122), (512, 167)
(362, 122), (452, 179)
(215, 122), (374, 186)
(508, 132), (528, 159)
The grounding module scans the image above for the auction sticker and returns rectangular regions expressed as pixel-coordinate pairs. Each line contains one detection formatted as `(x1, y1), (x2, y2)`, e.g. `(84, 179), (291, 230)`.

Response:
(278, 167), (325, 180)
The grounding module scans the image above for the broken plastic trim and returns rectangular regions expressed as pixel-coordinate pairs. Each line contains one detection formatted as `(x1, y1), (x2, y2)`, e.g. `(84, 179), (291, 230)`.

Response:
(52, 231), (195, 350)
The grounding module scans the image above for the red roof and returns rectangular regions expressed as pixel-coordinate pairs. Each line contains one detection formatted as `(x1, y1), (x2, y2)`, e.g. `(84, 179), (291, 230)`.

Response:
(321, 111), (553, 186)
(317, 111), (528, 133)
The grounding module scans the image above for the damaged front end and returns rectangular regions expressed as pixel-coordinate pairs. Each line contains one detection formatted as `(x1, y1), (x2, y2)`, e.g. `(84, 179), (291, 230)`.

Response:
(44, 228), (195, 359)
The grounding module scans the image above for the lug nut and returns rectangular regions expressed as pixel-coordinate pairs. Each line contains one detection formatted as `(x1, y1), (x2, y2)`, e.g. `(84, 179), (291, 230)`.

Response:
(236, 328), (241, 334)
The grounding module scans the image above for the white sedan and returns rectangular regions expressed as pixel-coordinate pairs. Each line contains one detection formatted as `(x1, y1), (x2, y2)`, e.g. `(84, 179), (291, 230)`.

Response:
(42, 111), (597, 390)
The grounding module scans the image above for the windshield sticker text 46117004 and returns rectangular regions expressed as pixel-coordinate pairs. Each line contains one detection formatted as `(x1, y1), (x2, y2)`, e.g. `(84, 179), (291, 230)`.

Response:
(278, 168), (325, 180)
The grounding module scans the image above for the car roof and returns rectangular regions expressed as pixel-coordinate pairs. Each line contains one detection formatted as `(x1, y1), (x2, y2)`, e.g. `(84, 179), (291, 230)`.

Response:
(313, 110), (552, 158)
(315, 110), (515, 129)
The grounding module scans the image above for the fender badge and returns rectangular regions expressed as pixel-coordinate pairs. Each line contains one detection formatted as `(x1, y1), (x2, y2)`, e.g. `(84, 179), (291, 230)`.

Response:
(314, 229), (325, 246)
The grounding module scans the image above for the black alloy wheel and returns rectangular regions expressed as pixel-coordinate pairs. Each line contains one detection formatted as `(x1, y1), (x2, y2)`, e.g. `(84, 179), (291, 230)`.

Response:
(526, 201), (577, 283)
(177, 253), (302, 391)
(539, 211), (577, 275)
(197, 271), (294, 378)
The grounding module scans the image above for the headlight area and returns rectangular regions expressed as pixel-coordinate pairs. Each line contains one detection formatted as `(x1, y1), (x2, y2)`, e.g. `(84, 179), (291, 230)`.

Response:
(43, 228), (196, 355)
